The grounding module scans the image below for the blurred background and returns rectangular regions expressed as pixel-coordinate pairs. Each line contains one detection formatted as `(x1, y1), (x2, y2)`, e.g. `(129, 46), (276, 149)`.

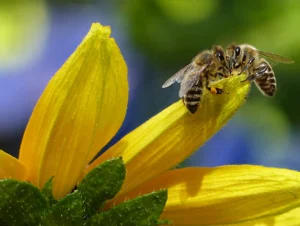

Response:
(1, 0), (300, 170)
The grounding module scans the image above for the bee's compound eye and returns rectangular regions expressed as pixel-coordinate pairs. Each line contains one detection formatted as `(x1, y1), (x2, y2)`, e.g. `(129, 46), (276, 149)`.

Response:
(217, 52), (224, 61)
(235, 47), (241, 56)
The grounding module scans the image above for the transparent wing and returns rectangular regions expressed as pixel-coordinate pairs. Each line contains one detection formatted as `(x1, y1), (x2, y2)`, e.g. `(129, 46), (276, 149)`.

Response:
(179, 65), (208, 98)
(258, 50), (294, 64)
(162, 64), (193, 88)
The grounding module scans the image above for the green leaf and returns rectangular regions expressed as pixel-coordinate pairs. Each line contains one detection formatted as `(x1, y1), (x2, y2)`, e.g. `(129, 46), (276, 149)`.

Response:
(0, 179), (48, 226)
(88, 189), (168, 226)
(42, 191), (84, 226)
(156, 219), (172, 225)
(78, 157), (126, 216)
(41, 177), (56, 206)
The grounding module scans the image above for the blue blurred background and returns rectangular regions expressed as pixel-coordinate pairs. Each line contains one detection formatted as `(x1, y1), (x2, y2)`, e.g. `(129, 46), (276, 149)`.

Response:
(1, 0), (300, 170)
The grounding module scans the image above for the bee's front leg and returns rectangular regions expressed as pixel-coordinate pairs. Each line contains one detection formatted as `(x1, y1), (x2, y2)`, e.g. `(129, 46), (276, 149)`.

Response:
(239, 57), (255, 75)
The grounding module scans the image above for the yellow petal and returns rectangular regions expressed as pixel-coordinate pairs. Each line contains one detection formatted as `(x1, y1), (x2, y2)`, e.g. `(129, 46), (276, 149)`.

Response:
(108, 165), (300, 225)
(87, 74), (250, 195)
(231, 207), (300, 226)
(0, 150), (28, 180)
(19, 23), (128, 199)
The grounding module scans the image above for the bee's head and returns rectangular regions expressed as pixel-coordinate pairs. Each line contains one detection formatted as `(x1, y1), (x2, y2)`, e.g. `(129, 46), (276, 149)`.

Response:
(226, 43), (242, 71)
(212, 45), (231, 74)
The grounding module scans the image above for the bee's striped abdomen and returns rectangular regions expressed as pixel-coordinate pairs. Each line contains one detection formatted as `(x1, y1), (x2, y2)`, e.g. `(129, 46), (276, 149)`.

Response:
(183, 80), (203, 114)
(254, 61), (276, 96)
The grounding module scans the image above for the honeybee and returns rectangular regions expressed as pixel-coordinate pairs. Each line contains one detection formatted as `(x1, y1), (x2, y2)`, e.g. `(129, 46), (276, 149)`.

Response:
(162, 46), (230, 114)
(226, 43), (294, 96)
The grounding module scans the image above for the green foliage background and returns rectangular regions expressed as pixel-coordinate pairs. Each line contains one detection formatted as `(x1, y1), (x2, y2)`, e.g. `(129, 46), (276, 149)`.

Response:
(122, 0), (300, 124)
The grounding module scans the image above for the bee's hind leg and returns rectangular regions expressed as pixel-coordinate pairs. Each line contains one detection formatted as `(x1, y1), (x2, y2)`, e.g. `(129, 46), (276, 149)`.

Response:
(240, 74), (256, 82)
(206, 86), (228, 95)
(205, 76), (229, 94)
(241, 65), (268, 82)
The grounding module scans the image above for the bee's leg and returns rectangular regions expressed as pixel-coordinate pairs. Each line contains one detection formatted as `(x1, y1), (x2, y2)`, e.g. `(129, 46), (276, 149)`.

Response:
(205, 79), (227, 94)
(223, 65), (232, 77)
(241, 65), (268, 82)
(207, 87), (226, 94)
(239, 57), (255, 75)
(240, 74), (256, 82)
(216, 72), (229, 78)
(255, 65), (269, 75)
(181, 97), (185, 104)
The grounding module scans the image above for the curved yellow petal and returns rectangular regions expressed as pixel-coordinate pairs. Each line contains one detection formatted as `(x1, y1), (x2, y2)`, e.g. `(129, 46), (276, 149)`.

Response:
(232, 207), (300, 226)
(87, 74), (250, 195)
(19, 23), (128, 199)
(0, 150), (28, 180)
(107, 165), (300, 225)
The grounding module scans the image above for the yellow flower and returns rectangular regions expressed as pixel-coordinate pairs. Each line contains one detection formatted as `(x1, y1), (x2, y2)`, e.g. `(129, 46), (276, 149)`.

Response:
(1, 23), (300, 225)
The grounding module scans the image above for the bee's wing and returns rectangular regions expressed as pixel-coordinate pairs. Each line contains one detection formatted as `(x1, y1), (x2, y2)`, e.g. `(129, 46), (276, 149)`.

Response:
(162, 64), (194, 88)
(258, 50), (294, 64)
(178, 64), (208, 98)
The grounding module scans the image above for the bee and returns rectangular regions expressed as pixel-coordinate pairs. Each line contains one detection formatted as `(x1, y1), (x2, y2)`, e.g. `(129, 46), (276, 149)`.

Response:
(162, 46), (230, 114)
(226, 43), (294, 96)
